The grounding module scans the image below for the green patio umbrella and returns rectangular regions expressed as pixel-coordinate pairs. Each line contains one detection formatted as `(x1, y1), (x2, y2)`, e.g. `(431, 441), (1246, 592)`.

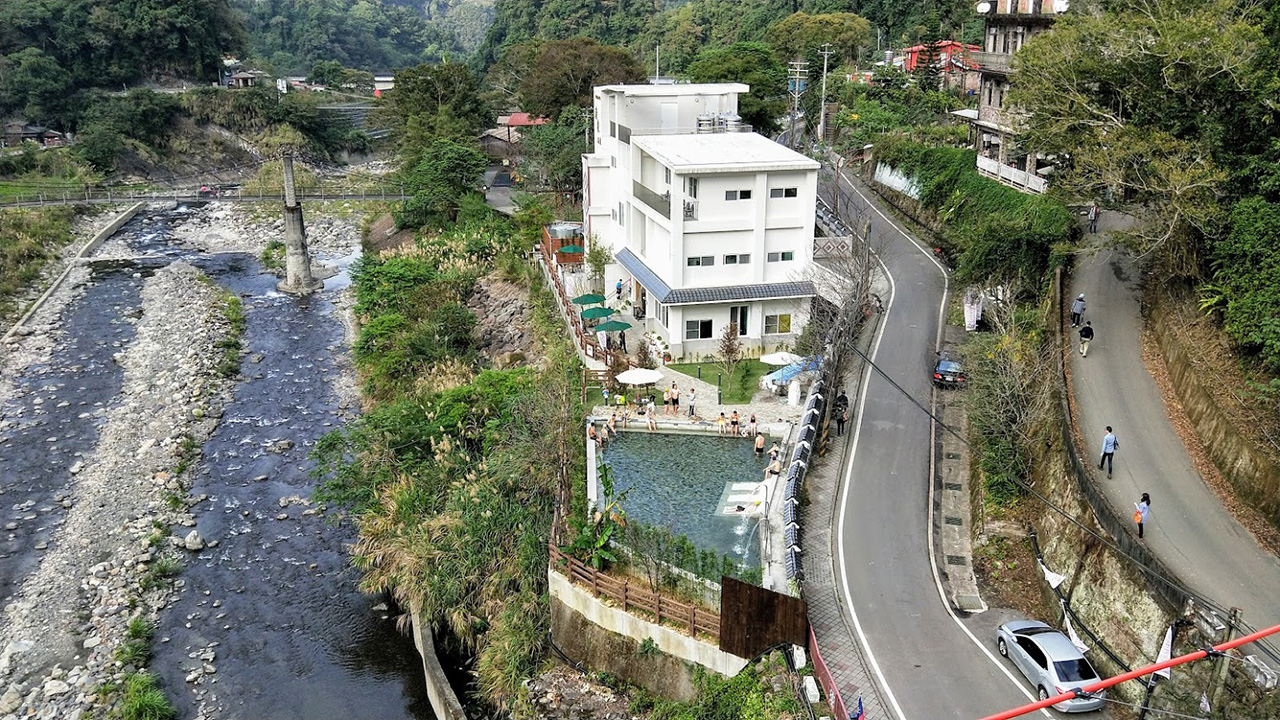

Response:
(595, 319), (632, 332)
(557, 244), (585, 254)
(571, 293), (606, 305)
(581, 306), (616, 320)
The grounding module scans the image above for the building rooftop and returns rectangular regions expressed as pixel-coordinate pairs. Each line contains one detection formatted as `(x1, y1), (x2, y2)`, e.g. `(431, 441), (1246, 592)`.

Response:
(595, 82), (749, 97)
(633, 133), (820, 174)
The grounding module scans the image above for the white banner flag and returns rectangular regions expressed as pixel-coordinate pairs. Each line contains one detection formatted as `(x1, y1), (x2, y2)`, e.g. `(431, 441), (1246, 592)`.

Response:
(1155, 626), (1174, 679)
(1063, 600), (1089, 653)
(1040, 561), (1066, 589)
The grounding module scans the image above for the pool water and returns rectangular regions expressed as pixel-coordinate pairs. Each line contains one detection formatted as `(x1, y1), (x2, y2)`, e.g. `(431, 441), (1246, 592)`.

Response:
(601, 432), (771, 568)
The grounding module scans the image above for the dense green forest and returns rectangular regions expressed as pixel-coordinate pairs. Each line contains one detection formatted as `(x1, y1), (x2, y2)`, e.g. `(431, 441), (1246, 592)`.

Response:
(230, 0), (497, 74)
(474, 0), (981, 72)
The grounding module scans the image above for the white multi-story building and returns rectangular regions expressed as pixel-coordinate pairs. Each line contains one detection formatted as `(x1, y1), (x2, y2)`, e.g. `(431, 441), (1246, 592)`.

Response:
(583, 83), (820, 360)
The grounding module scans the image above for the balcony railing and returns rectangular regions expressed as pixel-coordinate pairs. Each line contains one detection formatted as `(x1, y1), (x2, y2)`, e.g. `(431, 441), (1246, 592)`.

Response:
(632, 180), (671, 218)
(971, 51), (1012, 74)
(976, 154), (1047, 194)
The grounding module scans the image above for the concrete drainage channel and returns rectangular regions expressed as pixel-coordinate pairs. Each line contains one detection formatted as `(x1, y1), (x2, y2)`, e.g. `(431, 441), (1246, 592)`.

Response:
(0, 203), (465, 719)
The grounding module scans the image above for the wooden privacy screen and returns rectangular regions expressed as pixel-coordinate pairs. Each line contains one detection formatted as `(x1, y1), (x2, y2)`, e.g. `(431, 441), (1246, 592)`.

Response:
(718, 576), (808, 659)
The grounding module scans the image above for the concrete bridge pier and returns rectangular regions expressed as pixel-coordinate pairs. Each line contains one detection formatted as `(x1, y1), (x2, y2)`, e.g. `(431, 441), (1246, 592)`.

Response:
(277, 155), (324, 295)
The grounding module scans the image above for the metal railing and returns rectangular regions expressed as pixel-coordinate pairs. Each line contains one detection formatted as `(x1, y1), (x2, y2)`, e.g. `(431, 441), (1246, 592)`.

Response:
(535, 239), (639, 373)
(0, 184), (410, 208)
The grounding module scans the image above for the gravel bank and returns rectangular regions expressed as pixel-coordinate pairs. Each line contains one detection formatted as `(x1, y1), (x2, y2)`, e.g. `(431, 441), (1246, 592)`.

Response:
(0, 262), (237, 719)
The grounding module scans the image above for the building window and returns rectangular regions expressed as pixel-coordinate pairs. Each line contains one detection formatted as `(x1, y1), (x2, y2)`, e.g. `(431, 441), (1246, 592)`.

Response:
(765, 314), (792, 334)
(686, 177), (699, 199)
(686, 256), (715, 267)
(725, 189), (753, 201)
(618, 202), (624, 226)
(767, 251), (795, 262)
(723, 253), (751, 265)
(729, 306), (749, 335)
(769, 187), (799, 198)
(610, 121), (616, 138)
(611, 155), (616, 167)
(685, 319), (713, 340)
(664, 167), (671, 185)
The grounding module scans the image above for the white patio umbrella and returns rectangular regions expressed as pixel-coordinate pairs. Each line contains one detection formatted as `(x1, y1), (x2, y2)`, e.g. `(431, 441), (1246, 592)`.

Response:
(760, 351), (804, 366)
(614, 367), (664, 385)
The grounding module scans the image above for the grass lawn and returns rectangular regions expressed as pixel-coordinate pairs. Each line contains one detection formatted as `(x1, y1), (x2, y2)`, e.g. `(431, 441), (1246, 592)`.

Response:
(667, 359), (771, 405)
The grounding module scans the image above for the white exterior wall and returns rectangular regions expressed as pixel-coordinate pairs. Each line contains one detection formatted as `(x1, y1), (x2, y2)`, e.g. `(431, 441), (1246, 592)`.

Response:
(667, 297), (810, 360)
(582, 83), (817, 360)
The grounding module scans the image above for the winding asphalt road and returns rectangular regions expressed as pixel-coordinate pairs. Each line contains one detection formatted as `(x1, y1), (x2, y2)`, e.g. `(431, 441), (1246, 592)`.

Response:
(1069, 236), (1280, 642)
(829, 169), (1054, 718)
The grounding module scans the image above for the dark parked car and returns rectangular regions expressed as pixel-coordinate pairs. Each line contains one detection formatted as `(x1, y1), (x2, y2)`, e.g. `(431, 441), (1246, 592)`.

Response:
(932, 351), (966, 388)
(997, 620), (1106, 713)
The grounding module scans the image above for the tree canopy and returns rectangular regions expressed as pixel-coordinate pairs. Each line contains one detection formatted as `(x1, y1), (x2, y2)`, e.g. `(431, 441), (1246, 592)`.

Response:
(515, 38), (646, 119)
(380, 62), (491, 159)
(764, 12), (873, 63)
(686, 43), (787, 134)
(396, 139), (490, 230)
(1010, 0), (1275, 277)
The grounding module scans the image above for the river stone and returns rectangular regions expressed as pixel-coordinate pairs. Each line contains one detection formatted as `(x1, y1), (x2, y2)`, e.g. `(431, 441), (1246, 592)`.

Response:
(42, 679), (70, 698)
(0, 685), (21, 713)
(82, 636), (101, 649)
(183, 531), (205, 551)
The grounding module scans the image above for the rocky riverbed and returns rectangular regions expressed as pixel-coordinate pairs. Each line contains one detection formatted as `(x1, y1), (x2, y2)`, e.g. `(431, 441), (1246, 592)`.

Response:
(0, 201), (433, 720)
(0, 261), (237, 718)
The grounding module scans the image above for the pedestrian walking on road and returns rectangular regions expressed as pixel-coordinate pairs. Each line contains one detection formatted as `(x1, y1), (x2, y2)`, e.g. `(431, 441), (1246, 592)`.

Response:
(836, 408), (848, 437)
(1078, 321), (1094, 357)
(1134, 492), (1151, 539)
(618, 331), (627, 354)
(1087, 202), (1099, 233)
(1099, 426), (1119, 478)
(1071, 293), (1086, 328)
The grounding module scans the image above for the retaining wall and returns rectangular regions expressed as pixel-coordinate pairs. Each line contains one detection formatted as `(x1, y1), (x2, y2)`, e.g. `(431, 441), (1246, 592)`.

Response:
(408, 605), (468, 720)
(3, 201), (146, 343)
(1146, 303), (1280, 527)
(549, 571), (748, 701)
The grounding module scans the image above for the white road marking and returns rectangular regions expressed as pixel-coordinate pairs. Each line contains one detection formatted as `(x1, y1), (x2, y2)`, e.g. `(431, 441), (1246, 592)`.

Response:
(834, 170), (1051, 718)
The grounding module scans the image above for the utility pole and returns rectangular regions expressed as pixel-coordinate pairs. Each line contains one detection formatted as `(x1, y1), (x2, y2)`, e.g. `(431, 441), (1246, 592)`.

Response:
(817, 43), (835, 146)
(787, 60), (808, 151)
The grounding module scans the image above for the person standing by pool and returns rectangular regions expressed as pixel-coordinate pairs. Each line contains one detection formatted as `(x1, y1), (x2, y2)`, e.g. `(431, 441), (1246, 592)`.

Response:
(729, 410), (740, 435)
(716, 412), (728, 435)
(670, 382), (680, 416)
(646, 408), (657, 431)
(747, 413), (758, 436)
(754, 433), (766, 456)
(662, 385), (671, 416)
(687, 386), (697, 418)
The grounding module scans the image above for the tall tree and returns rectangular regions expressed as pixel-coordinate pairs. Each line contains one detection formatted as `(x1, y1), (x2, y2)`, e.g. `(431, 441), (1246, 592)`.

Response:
(1010, 0), (1271, 277)
(396, 139), (489, 230)
(516, 37), (646, 119)
(765, 12), (872, 62)
(520, 106), (591, 193)
(380, 62), (490, 159)
(686, 42), (788, 134)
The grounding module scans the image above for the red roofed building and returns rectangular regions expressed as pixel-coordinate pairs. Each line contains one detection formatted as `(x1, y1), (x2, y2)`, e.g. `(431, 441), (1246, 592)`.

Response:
(901, 41), (981, 93)
(502, 112), (549, 127)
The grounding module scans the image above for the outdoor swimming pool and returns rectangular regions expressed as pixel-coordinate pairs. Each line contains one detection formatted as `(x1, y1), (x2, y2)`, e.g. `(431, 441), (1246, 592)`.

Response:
(601, 431), (773, 569)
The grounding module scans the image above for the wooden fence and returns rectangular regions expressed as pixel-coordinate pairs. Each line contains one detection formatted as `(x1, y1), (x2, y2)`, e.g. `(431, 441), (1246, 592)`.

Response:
(549, 544), (720, 642)
(536, 239), (638, 373)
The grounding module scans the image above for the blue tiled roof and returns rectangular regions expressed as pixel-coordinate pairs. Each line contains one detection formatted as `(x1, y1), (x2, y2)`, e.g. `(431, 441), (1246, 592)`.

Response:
(615, 248), (815, 306)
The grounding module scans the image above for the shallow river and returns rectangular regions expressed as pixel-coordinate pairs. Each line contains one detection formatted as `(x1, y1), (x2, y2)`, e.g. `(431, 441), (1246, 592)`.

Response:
(3, 205), (436, 719)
